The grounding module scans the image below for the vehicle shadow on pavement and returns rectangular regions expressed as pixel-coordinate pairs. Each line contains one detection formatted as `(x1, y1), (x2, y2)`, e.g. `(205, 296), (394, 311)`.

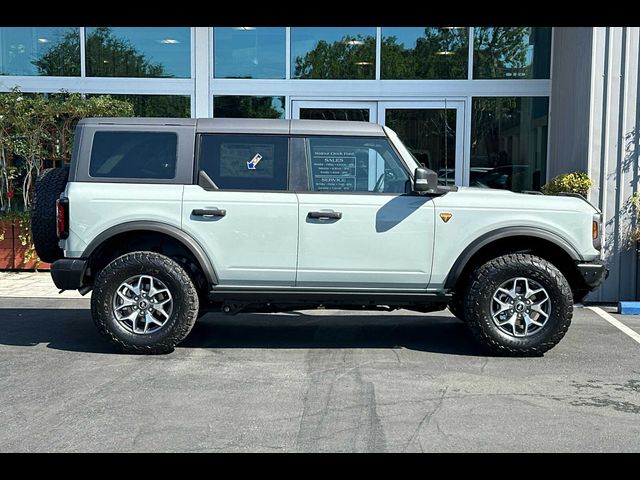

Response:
(0, 307), (487, 356)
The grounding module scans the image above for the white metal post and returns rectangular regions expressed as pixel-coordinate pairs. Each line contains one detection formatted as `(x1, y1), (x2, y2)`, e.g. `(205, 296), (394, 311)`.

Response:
(193, 27), (211, 118)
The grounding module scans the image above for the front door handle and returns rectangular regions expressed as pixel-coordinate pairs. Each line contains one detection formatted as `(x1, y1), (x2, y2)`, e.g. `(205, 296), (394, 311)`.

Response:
(192, 208), (226, 218)
(307, 210), (342, 220)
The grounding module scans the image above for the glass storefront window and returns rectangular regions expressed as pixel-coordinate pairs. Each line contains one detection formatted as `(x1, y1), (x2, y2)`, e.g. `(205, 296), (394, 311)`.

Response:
(214, 27), (285, 79)
(299, 108), (370, 122)
(291, 27), (376, 79)
(473, 27), (552, 79)
(213, 96), (285, 119)
(470, 97), (549, 192)
(381, 27), (468, 79)
(87, 94), (190, 117)
(0, 27), (80, 76)
(385, 108), (457, 184)
(86, 27), (191, 78)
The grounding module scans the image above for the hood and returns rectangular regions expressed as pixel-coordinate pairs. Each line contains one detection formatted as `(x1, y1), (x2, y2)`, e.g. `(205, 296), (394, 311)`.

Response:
(443, 186), (599, 214)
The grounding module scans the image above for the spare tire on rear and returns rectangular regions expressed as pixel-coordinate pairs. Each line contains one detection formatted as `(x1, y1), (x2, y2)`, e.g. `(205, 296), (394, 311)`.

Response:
(31, 167), (69, 263)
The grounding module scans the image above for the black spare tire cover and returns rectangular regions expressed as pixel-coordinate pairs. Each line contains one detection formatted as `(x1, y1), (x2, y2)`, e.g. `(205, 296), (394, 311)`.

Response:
(31, 167), (69, 263)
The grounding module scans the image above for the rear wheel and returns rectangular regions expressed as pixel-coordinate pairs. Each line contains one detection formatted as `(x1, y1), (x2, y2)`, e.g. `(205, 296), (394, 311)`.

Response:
(464, 253), (573, 356)
(91, 251), (199, 354)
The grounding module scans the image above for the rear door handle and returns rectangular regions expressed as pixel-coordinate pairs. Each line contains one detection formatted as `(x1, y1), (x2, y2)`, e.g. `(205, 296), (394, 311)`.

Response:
(307, 210), (342, 220)
(192, 208), (226, 218)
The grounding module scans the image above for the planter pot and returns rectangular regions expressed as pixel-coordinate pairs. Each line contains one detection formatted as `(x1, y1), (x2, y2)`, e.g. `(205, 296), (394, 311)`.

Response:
(0, 218), (50, 271)
(0, 219), (15, 269)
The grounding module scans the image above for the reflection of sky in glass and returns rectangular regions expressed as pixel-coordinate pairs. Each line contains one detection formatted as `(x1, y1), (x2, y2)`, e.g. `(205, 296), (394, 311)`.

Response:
(87, 27), (191, 78)
(291, 27), (376, 76)
(214, 27), (285, 79)
(382, 27), (429, 49)
(271, 97), (284, 117)
(0, 27), (79, 76)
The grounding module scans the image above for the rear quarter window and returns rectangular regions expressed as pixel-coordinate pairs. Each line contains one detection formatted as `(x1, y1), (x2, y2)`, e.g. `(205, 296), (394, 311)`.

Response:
(89, 131), (178, 179)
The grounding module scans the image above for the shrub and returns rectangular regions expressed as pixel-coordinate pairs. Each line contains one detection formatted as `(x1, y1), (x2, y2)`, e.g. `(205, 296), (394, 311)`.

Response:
(0, 88), (134, 213)
(0, 89), (134, 268)
(542, 171), (593, 198)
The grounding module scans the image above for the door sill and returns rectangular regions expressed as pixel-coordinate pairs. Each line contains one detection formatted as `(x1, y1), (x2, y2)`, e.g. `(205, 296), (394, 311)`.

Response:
(208, 286), (451, 305)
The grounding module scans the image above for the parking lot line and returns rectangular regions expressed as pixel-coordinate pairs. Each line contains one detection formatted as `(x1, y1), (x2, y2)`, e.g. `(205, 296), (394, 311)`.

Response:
(587, 306), (640, 345)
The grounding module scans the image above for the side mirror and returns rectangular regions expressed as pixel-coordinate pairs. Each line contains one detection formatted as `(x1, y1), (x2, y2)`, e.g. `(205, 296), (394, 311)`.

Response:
(413, 167), (438, 194)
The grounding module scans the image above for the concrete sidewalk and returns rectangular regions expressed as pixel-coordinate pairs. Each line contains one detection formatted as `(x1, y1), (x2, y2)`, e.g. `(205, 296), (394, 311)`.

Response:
(0, 272), (86, 298)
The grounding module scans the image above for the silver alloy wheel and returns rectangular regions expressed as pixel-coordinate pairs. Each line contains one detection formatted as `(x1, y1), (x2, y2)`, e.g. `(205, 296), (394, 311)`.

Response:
(112, 275), (173, 335)
(491, 277), (551, 337)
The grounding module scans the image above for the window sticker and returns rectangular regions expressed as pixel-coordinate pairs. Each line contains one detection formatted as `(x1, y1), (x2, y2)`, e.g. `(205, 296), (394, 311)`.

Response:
(311, 146), (357, 192)
(247, 153), (263, 170)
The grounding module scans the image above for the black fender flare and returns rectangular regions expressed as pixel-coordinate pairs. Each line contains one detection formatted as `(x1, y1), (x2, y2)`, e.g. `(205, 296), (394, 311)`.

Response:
(82, 221), (218, 285)
(443, 226), (582, 290)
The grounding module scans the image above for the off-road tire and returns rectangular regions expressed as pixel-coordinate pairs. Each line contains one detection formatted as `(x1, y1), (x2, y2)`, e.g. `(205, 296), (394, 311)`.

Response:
(31, 167), (69, 263)
(91, 251), (199, 354)
(464, 253), (573, 356)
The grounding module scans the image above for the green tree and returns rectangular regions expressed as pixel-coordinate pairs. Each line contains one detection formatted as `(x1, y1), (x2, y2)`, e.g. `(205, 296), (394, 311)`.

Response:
(0, 89), (133, 212)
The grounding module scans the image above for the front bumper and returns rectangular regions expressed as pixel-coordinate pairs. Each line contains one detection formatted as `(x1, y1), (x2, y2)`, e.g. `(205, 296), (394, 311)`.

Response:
(576, 260), (609, 289)
(50, 258), (88, 291)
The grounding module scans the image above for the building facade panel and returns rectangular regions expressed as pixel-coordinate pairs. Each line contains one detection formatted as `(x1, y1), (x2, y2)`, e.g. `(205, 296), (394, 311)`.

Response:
(587, 27), (640, 301)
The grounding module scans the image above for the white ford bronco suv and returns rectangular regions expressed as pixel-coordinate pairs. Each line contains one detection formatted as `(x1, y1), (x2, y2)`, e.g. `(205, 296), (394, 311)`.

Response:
(31, 118), (607, 355)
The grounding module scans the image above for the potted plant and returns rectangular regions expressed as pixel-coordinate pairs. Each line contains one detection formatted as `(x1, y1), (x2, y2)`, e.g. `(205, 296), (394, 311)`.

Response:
(541, 171), (593, 197)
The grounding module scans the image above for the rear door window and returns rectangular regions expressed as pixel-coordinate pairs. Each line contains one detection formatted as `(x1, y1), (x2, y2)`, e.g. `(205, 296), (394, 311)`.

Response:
(89, 131), (177, 179)
(198, 134), (289, 190)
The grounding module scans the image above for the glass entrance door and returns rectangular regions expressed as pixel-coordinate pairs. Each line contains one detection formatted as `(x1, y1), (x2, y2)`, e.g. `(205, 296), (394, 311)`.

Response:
(291, 100), (377, 123)
(378, 101), (465, 186)
(291, 99), (466, 185)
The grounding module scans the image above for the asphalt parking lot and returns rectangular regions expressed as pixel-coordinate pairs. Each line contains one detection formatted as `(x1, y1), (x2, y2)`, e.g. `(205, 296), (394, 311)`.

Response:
(0, 297), (639, 452)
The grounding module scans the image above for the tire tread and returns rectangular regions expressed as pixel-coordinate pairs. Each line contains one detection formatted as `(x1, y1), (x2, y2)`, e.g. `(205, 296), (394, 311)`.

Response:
(91, 251), (199, 354)
(463, 253), (573, 356)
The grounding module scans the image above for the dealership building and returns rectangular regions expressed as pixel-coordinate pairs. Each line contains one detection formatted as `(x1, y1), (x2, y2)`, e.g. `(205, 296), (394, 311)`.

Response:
(0, 26), (637, 301)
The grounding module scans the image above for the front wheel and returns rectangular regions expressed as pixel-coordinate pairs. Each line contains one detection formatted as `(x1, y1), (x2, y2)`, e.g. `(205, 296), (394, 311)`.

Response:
(463, 253), (573, 356)
(91, 251), (199, 354)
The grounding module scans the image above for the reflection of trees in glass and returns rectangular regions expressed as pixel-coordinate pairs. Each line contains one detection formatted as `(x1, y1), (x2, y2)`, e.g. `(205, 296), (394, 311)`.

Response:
(474, 27), (551, 79)
(26, 29), (81, 76)
(472, 97), (517, 166)
(36, 27), (170, 77)
(113, 95), (190, 117)
(293, 35), (375, 79)
(382, 28), (468, 79)
(214, 96), (284, 119)
(86, 27), (169, 77)
(300, 109), (370, 122)
(386, 109), (456, 174)
(471, 97), (549, 192)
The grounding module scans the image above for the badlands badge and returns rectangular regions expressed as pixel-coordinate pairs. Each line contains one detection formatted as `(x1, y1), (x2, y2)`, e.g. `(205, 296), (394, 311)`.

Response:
(439, 212), (453, 223)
